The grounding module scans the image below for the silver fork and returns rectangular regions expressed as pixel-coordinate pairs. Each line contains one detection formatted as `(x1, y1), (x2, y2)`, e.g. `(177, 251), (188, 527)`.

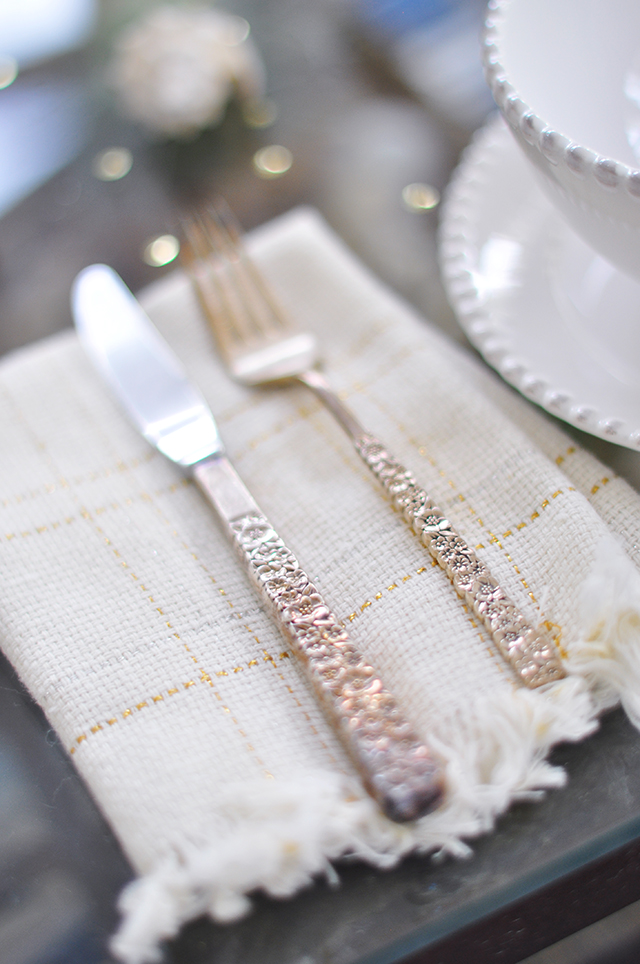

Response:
(181, 206), (565, 690)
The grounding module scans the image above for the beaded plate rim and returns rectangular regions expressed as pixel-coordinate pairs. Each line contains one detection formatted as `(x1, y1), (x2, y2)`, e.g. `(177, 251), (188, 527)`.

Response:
(482, 0), (640, 192)
(438, 114), (640, 451)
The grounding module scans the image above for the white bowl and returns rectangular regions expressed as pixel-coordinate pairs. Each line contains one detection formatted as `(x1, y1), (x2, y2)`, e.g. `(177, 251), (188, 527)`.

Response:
(482, 0), (640, 283)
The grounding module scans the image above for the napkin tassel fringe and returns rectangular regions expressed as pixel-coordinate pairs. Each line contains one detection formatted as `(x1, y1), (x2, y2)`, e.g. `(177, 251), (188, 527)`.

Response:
(568, 536), (640, 729)
(110, 675), (598, 964)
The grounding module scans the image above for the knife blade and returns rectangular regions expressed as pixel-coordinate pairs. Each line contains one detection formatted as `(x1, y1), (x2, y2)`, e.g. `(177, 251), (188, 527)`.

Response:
(72, 263), (445, 822)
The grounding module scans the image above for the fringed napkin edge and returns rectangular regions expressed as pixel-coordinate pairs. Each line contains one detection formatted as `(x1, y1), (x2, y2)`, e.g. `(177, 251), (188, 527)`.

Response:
(111, 534), (640, 964)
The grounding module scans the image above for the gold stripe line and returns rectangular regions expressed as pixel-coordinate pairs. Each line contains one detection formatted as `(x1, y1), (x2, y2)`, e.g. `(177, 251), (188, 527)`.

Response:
(67, 647), (321, 769)
(0, 450), (157, 509)
(0, 378), (262, 766)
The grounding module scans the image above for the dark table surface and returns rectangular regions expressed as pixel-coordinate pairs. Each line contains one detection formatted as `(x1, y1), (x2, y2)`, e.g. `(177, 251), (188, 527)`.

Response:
(3, 3), (640, 964)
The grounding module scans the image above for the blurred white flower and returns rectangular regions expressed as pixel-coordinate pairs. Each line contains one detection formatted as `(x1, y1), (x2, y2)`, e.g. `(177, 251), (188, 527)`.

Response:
(108, 5), (266, 138)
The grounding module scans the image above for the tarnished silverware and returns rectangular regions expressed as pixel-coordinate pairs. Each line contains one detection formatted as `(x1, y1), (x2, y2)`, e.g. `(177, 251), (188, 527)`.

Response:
(181, 205), (565, 689)
(72, 262), (445, 823)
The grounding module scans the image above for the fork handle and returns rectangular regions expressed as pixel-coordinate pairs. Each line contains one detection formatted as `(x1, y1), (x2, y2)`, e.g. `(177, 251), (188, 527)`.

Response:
(193, 455), (445, 823)
(297, 373), (564, 688)
(355, 434), (565, 688)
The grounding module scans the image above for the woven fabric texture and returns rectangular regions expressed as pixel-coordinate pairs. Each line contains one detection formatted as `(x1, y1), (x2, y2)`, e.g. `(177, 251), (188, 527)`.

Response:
(1, 208), (640, 961)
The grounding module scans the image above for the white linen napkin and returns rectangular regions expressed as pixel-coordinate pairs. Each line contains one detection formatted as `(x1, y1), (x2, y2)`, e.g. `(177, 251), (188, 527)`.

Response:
(2, 208), (640, 963)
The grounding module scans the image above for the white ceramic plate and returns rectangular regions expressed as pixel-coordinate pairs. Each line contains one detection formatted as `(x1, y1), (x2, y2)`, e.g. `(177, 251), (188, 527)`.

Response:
(439, 115), (640, 450)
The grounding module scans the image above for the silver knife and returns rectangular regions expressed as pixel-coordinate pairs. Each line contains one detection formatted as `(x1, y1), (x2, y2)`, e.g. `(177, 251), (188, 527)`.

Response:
(71, 264), (445, 822)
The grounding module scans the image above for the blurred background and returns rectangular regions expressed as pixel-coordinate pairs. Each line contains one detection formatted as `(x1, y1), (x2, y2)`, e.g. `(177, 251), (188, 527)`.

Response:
(3, 3), (640, 964)
(0, 0), (494, 358)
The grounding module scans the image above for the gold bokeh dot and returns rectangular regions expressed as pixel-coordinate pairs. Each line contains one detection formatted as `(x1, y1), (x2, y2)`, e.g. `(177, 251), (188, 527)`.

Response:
(93, 148), (133, 181)
(143, 234), (180, 267)
(402, 182), (440, 212)
(253, 145), (292, 179)
(0, 57), (18, 90)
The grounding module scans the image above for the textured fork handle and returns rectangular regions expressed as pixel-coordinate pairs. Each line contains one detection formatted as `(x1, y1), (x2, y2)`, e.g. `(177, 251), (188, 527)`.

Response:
(193, 455), (445, 823)
(355, 435), (565, 688)
(297, 372), (564, 688)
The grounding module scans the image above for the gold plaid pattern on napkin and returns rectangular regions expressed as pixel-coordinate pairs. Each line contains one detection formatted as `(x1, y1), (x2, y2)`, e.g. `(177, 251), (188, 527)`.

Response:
(1, 209), (640, 963)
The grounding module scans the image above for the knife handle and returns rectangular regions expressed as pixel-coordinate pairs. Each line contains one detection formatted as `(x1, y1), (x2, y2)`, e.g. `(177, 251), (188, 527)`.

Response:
(193, 455), (445, 823)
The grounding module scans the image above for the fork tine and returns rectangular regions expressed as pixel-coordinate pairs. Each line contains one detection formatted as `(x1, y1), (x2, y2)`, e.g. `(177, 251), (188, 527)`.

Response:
(214, 202), (291, 336)
(183, 204), (292, 370)
(182, 202), (318, 384)
(208, 205), (294, 342)
(201, 209), (271, 341)
(180, 216), (233, 347)
(183, 211), (258, 354)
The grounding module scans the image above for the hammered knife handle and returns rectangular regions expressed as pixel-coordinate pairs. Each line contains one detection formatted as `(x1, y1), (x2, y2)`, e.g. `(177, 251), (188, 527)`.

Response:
(193, 455), (444, 823)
